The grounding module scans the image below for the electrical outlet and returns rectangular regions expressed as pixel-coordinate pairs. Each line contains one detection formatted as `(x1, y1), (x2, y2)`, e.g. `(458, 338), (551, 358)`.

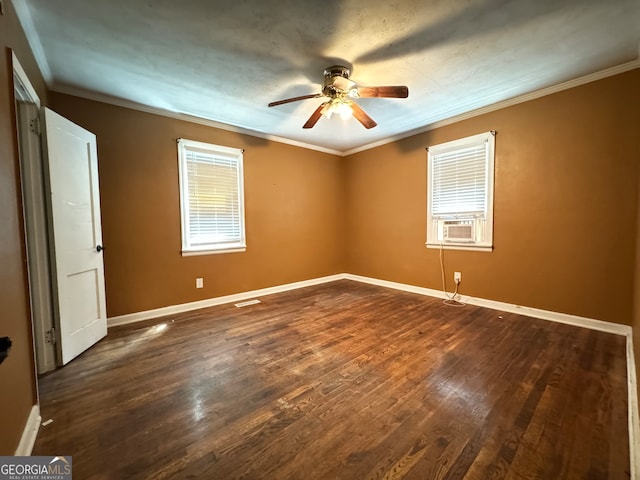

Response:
(196, 277), (204, 289)
(454, 272), (462, 284)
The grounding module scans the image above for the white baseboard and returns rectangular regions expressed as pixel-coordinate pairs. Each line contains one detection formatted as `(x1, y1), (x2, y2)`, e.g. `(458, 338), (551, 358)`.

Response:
(344, 273), (447, 302)
(14, 405), (40, 456)
(107, 274), (345, 327)
(344, 273), (632, 336)
(110, 272), (632, 335)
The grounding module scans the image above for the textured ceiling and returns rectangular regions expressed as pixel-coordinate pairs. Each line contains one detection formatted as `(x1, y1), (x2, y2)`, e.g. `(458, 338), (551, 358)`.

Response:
(14, 0), (640, 154)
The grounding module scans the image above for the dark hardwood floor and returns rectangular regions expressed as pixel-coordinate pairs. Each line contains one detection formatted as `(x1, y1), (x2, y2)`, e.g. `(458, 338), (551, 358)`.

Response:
(33, 280), (629, 479)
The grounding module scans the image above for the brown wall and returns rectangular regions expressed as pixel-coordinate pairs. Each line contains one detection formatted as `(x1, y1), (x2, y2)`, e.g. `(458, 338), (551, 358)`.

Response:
(0, 0), (48, 454)
(49, 93), (346, 317)
(345, 69), (640, 325)
(50, 70), (640, 325)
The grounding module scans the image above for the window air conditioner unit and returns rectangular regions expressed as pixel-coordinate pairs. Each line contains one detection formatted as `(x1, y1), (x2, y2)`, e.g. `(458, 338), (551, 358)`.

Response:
(443, 220), (475, 242)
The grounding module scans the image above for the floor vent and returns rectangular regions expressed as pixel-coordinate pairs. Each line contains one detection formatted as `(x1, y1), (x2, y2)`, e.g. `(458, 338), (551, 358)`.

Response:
(234, 299), (261, 308)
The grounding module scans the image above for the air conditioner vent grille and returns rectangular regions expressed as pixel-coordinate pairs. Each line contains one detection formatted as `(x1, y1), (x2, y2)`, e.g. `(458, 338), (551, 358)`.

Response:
(443, 221), (475, 242)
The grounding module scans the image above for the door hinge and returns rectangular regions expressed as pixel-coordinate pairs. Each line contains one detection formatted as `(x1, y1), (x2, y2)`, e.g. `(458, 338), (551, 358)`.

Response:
(45, 328), (56, 345)
(30, 116), (41, 136)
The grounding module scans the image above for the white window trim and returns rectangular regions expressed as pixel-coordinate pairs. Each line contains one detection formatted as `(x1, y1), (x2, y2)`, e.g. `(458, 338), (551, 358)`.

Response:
(177, 138), (246, 256)
(426, 131), (495, 252)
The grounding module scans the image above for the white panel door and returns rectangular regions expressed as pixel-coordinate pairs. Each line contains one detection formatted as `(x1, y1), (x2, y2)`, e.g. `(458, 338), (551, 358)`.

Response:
(42, 107), (107, 365)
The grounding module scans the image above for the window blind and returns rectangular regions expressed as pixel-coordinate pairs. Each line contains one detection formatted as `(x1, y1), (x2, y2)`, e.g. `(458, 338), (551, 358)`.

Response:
(430, 141), (488, 216)
(178, 138), (245, 253)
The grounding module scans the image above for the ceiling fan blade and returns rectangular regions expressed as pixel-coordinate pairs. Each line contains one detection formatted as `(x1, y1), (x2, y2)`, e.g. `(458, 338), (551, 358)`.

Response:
(356, 86), (409, 98)
(268, 93), (322, 107)
(349, 102), (377, 129)
(303, 102), (328, 129)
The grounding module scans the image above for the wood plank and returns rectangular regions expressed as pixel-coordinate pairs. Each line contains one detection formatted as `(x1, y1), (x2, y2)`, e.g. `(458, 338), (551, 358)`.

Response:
(32, 280), (630, 479)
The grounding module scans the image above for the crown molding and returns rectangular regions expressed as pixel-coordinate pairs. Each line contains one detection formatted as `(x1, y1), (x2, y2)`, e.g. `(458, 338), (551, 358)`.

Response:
(48, 58), (639, 158)
(343, 59), (640, 156)
(49, 84), (344, 157)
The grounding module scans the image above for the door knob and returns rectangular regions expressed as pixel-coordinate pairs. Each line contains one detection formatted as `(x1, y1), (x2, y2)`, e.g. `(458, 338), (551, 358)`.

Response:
(96, 245), (104, 252)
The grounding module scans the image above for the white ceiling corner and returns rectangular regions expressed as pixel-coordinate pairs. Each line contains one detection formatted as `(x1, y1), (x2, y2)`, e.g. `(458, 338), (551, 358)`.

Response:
(11, 0), (52, 82)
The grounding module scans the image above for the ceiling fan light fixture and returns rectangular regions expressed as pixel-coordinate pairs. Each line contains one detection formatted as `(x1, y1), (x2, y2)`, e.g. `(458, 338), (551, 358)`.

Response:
(337, 101), (353, 120)
(269, 64), (408, 129)
(321, 99), (353, 120)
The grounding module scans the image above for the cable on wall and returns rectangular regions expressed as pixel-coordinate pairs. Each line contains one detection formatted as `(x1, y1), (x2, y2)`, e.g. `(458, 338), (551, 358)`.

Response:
(439, 244), (465, 308)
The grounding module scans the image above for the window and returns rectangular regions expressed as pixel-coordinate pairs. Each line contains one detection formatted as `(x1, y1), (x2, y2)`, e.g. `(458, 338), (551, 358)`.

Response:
(177, 138), (246, 255)
(426, 131), (495, 251)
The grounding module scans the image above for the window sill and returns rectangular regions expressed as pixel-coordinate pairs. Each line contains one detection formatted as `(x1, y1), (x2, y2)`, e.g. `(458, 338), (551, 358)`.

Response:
(426, 242), (493, 252)
(182, 246), (246, 256)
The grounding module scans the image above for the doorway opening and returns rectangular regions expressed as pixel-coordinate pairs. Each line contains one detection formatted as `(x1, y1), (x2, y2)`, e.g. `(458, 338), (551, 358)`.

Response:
(13, 51), (109, 375)
(13, 51), (57, 374)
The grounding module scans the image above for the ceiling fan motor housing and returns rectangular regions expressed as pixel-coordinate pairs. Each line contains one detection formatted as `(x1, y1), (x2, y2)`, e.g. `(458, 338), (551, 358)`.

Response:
(322, 65), (354, 97)
(323, 65), (351, 79)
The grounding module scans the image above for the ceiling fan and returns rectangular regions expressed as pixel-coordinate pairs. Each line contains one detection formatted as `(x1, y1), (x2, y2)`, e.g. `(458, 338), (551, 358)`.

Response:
(268, 65), (409, 129)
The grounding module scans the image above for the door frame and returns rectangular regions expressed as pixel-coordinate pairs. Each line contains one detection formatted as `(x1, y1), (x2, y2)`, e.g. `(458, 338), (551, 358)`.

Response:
(12, 51), (57, 374)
